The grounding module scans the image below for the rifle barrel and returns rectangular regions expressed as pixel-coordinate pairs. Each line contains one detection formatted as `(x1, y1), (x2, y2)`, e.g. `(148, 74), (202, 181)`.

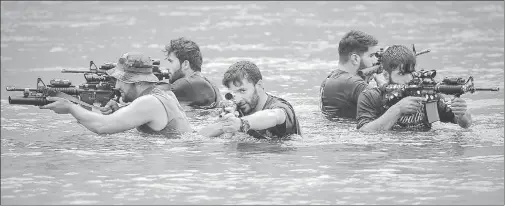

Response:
(6, 87), (43, 92)
(415, 49), (431, 56)
(475, 87), (500, 91)
(61, 69), (106, 74)
(6, 86), (114, 94)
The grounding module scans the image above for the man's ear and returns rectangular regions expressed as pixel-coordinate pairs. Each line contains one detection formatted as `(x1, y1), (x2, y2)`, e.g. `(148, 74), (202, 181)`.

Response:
(255, 79), (264, 90)
(182, 60), (191, 71)
(351, 53), (360, 66)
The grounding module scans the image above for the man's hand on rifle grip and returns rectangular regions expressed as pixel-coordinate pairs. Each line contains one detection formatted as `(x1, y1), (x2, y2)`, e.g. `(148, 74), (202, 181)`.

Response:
(450, 97), (468, 117)
(100, 100), (120, 115)
(391, 96), (426, 115)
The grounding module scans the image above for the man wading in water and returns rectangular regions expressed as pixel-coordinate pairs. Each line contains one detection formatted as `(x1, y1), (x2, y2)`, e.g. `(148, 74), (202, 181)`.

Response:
(41, 52), (192, 137)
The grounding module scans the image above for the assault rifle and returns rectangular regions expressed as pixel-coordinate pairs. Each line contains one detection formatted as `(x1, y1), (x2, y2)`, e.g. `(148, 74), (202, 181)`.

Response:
(6, 59), (170, 110)
(6, 61), (121, 110)
(381, 69), (499, 123)
(358, 44), (431, 79)
(6, 77), (120, 111)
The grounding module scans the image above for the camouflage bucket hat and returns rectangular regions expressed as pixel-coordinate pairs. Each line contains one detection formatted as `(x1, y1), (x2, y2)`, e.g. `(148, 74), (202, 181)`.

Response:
(106, 52), (159, 83)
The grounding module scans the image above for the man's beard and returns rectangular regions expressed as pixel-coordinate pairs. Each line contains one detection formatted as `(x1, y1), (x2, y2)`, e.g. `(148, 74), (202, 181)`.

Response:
(169, 67), (185, 84)
(122, 90), (136, 103)
(358, 60), (368, 72)
(240, 88), (260, 115)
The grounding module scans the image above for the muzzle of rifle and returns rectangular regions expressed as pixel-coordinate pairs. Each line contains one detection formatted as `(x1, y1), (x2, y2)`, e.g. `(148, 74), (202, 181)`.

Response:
(218, 93), (240, 118)
(225, 92), (234, 100)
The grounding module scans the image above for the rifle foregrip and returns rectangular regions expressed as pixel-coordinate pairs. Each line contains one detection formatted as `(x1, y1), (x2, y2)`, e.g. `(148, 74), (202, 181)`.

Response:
(8, 96), (54, 106)
(436, 85), (465, 95)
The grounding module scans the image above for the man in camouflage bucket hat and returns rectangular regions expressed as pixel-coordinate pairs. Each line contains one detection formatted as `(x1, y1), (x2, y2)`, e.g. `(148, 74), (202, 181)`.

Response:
(106, 52), (159, 83)
(40, 52), (193, 138)
(356, 45), (472, 131)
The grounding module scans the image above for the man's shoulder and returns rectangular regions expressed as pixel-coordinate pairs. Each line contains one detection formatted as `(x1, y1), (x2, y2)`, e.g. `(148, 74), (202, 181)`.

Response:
(180, 74), (217, 88)
(147, 88), (179, 102)
(264, 94), (295, 110)
(128, 94), (167, 113)
(359, 87), (382, 101)
(172, 77), (192, 86)
(324, 70), (365, 86)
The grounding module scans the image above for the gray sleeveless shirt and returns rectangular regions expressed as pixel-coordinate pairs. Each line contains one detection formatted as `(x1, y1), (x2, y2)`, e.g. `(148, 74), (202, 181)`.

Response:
(136, 86), (193, 137)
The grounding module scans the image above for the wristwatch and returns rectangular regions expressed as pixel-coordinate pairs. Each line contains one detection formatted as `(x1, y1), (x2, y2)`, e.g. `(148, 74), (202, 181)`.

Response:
(239, 118), (250, 133)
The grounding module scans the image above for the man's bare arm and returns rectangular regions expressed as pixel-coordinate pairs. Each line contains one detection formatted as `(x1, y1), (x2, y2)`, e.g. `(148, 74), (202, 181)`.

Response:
(198, 122), (226, 137)
(359, 106), (401, 132)
(199, 108), (287, 137)
(241, 108), (286, 130)
(70, 95), (163, 134)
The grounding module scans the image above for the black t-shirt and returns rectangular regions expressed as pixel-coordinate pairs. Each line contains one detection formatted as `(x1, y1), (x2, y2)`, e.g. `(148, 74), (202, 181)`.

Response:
(163, 74), (222, 109)
(247, 94), (302, 138)
(356, 88), (457, 130)
(320, 70), (368, 119)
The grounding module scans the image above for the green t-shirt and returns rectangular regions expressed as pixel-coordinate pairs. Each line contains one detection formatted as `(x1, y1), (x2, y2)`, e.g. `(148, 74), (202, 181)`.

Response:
(320, 70), (368, 119)
(356, 88), (457, 130)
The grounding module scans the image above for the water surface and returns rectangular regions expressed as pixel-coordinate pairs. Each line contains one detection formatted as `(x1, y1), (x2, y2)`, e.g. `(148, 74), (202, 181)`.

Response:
(1, 1), (504, 205)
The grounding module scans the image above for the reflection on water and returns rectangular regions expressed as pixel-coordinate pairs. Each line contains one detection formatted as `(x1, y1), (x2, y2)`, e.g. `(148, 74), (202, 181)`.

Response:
(1, 1), (504, 205)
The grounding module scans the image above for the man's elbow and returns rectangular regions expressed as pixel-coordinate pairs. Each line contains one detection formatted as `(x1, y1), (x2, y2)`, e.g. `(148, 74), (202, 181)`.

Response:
(356, 120), (377, 132)
(90, 124), (115, 135)
(459, 120), (472, 129)
(456, 113), (472, 129)
(461, 123), (471, 129)
(90, 126), (107, 135)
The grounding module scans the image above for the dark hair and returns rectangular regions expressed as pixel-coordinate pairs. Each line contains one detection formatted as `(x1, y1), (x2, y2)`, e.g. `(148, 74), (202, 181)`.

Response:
(222, 61), (262, 87)
(163, 37), (203, 72)
(338, 30), (378, 63)
(381, 45), (417, 74)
